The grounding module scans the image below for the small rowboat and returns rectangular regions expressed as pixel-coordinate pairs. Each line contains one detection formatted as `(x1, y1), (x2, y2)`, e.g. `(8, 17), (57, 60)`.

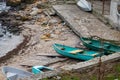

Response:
(53, 43), (101, 61)
(2, 66), (33, 80)
(77, 0), (92, 11)
(81, 37), (120, 54)
(32, 66), (53, 74)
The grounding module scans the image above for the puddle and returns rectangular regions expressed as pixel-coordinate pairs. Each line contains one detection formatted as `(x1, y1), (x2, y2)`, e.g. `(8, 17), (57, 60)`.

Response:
(0, 23), (24, 57)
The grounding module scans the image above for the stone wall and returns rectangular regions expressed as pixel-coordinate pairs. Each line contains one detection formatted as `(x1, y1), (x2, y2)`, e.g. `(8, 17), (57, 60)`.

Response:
(110, 0), (120, 30)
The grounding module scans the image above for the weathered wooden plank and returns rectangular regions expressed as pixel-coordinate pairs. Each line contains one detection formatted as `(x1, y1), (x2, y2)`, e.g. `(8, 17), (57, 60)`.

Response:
(53, 5), (120, 41)
(36, 53), (62, 57)
(20, 55), (67, 67)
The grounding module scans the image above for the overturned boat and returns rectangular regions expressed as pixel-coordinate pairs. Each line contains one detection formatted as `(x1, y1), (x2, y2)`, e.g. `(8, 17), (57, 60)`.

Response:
(77, 0), (92, 11)
(2, 66), (33, 80)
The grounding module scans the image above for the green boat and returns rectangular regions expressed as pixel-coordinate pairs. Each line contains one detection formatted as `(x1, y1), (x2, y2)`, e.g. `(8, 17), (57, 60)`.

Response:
(81, 37), (120, 54)
(53, 43), (102, 61)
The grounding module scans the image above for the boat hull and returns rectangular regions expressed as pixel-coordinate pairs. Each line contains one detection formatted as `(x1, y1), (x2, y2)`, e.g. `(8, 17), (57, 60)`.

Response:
(81, 37), (120, 54)
(53, 43), (101, 61)
(77, 0), (92, 11)
(2, 66), (33, 80)
(32, 66), (53, 74)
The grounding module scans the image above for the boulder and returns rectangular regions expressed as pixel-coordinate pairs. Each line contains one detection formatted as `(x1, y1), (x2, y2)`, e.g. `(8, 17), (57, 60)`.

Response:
(6, 0), (21, 7)
(21, 0), (36, 4)
(6, 0), (36, 7)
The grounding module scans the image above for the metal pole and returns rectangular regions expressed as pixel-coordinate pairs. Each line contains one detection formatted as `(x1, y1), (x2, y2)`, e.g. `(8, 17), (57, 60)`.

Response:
(91, 0), (94, 8)
(102, 0), (105, 15)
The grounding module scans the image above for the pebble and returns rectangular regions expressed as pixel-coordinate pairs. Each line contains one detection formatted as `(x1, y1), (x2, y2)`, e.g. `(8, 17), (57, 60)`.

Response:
(51, 33), (59, 39)
(30, 11), (38, 16)
(49, 19), (58, 24)
(30, 7), (39, 16)
(0, 34), (3, 37)
(56, 76), (61, 80)
(36, 2), (47, 9)
(60, 37), (68, 41)
(54, 30), (61, 35)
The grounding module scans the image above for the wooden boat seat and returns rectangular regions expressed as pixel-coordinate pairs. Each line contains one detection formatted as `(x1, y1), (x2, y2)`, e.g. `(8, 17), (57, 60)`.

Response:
(91, 53), (99, 57)
(85, 41), (92, 44)
(70, 50), (84, 54)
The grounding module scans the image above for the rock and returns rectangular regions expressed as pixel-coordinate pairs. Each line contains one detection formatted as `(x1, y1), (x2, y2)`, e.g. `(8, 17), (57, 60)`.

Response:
(6, 0), (21, 7)
(30, 11), (38, 16)
(44, 8), (56, 16)
(0, 11), (8, 17)
(6, 0), (36, 7)
(32, 7), (39, 11)
(16, 15), (32, 21)
(21, 16), (32, 21)
(30, 7), (39, 16)
(51, 33), (59, 39)
(38, 9), (43, 14)
(54, 30), (61, 35)
(36, 2), (49, 9)
(19, 3), (26, 10)
(56, 76), (61, 80)
(0, 34), (4, 37)
(21, 0), (36, 4)
(49, 19), (58, 24)
(41, 33), (51, 40)
(61, 27), (67, 31)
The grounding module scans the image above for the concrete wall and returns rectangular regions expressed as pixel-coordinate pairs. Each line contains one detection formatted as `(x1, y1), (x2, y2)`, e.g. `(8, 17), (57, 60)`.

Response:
(110, 0), (120, 30)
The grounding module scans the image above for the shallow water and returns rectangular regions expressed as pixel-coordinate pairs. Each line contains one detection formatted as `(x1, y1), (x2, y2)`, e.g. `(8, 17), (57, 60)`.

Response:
(0, 1), (10, 13)
(0, 24), (24, 57)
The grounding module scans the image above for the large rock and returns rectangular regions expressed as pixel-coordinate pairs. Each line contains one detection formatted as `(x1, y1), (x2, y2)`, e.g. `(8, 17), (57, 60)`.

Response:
(21, 0), (36, 4)
(6, 0), (36, 7)
(6, 0), (21, 7)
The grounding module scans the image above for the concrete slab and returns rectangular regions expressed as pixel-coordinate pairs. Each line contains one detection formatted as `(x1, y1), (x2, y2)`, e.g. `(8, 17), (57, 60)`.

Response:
(53, 5), (120, 41)
(62, 52), (120, 71)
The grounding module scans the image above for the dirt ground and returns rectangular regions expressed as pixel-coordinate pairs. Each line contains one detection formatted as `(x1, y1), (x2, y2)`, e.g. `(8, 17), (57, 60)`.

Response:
(0, 1), (81, 79)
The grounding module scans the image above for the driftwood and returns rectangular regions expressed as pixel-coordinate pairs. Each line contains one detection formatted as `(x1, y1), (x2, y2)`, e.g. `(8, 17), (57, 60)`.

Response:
(36, 53), (65, 58)
(20, 57), (68, 68)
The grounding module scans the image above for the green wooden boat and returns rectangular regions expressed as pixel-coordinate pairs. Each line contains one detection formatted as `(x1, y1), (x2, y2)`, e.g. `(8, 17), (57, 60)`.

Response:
(81, 37), (120, 54)
(53, 43), (101, 61)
